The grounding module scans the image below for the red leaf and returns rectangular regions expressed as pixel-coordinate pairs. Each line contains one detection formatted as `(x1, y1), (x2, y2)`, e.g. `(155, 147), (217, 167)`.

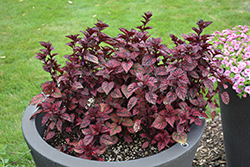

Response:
(189, 99), (200, 106)
(127, 83), (139, 94)
(30, 108), (43, 119)
(142, 141), (149, 148)
(72, 81), (83, 90)
(115, 47), (129, 59)
(124, 135), (133, 142)
(117, 107), (132, 117)
(142, 55), (156, 66)
(152, 116), (167, 129)
(41, 81), (55, 94)
(130, 63), (145, 75)
(188, 88), (198, 99)
(211, 111), (216, 121)
(61, 113), (73, 122)
(51, 87), (62, 98)
(172, 132), (187, 145)
(102, 81), (114, 95)
(110, 123), (122, 136)
(145, 92), (158, 104)
(45, 131), (55, 140)
(121, 85), (133, 99)
(30, 94), (45, 105)
(197, 95), (207, 107)
(80, 118), (90, 128)
(41, 113), (50, 126)
(181, 60), (197, 71)
(110, 88), (123, 98)
(220, 92), (230, 105)
(204, 79), (214, 92)
(56, 121), (62, 132)
(127, 96), (138, 111)
(105, 59), (121, 68)
(122, 117), (133, 127)
(110, 113), (120, 123)
(158, 141), (166, 151)
(189, 71), (199, 79)
(49, 121), (56, 130)
(100, 134), (114, 146)
(79, 98), (88, 108)
(84, 53), (99, 64)
(166, 91), (177, 104)
(83, 134), (94, 146)
(176, 86), (187, 101)
(165, 116), (175, 128)
(133, 119), (141, 132)
(130, 52), (139, 60)
(194, 118), (202, 126)
(121, 61), (133, 73)
(208, 101), (216, 111)
(154, 66), (168, 76)
(178, 102), (189, 112)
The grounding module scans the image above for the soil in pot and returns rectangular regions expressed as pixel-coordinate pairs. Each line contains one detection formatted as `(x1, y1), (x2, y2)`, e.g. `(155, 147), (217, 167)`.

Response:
(44, 125), (173, 161)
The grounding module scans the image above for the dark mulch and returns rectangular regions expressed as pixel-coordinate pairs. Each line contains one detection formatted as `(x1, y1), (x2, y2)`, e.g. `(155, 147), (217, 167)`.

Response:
(192, 114), (226, 167)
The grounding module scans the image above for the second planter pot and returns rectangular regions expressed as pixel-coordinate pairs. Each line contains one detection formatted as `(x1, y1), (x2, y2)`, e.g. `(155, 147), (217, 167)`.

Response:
(219, 84), (250, 167)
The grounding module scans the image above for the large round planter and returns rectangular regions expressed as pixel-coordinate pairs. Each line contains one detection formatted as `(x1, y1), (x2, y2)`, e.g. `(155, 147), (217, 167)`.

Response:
(22, 105), (205, 167)
(219, 84), (250, 167)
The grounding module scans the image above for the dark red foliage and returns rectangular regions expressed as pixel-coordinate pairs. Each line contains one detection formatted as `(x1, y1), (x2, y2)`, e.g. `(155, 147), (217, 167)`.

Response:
(30, 12), (229, 160)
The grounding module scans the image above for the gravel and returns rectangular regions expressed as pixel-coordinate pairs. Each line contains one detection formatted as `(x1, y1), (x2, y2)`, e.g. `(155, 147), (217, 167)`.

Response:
(192, 114), (226, 167)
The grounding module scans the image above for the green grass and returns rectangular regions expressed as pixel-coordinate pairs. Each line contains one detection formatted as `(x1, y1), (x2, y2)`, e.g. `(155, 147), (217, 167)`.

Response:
(1, 0), (250, 166)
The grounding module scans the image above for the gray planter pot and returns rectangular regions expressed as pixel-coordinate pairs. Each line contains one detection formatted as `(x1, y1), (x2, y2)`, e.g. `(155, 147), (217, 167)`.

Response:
(219, 84), (250, 167)
(22, 105), (205, 167)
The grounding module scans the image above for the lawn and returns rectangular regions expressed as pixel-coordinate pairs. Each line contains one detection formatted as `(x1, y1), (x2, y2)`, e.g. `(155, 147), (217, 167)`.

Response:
(0, 0), (250, 166)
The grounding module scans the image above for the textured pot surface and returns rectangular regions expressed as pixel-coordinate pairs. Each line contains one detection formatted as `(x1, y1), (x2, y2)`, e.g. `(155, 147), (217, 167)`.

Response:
(22, 105), (205, 167)
(219, 85), (250, 167)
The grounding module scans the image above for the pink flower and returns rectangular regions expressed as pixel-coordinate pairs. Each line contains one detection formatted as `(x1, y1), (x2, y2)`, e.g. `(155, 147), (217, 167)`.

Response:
(209, 77), (217, 83)
(224, 49), (230, 56)
(234, 44), (240, 50)
(237, 62), (246, 70)
(245, 86), (250, 94)
(239, 77), (246, 83)
(228, 47), (234, 52)
(231, 66), (239, 73)
(244, 69), (250, 77)
(244, 52), (250, 58)
(217, 68), (224, 74)
(224, 70), (231, 76)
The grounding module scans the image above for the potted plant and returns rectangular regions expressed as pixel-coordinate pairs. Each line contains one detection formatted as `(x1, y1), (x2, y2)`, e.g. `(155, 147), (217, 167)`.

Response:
(22, 12), (229, 167)
(210, 25), (250, 167)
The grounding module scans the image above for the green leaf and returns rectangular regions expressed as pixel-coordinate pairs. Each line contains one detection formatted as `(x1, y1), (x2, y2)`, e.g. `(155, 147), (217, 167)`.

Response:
(122, 117), (133, 127)
(172, 132), (187, 145)
(110, 123), (122, 136)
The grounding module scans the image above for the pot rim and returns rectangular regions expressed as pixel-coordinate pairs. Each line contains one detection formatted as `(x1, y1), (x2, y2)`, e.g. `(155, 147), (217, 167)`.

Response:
(22, 105), (205, 167)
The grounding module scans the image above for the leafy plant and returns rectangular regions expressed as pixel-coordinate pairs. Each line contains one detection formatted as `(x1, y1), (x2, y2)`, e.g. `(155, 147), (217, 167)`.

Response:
(29, 12), (229, 161)
(209, 25), (250, 98)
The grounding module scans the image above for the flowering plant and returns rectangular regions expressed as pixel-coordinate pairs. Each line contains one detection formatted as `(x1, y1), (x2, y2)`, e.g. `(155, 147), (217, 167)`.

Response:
(29, 12), (229, 161)
(210, 25), (250, 98)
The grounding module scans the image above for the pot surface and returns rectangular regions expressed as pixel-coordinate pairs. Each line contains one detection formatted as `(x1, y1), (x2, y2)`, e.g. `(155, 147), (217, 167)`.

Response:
(22, 105), (205, 167)
(219, 84), (250, 167)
